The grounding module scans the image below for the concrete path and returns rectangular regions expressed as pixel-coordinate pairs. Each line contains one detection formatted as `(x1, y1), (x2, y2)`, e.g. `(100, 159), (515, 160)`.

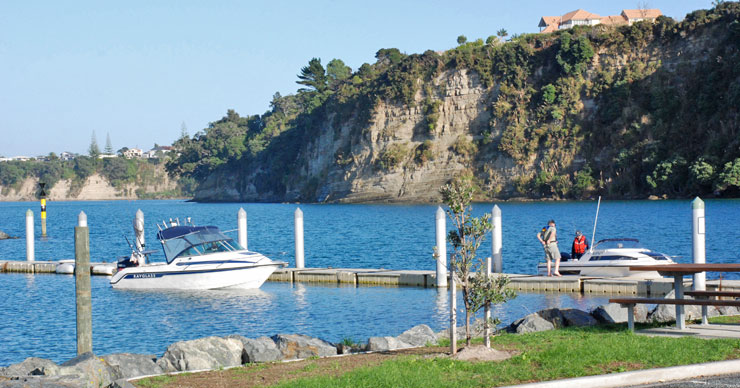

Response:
(630, 373), (740, 387)
(636, 323), (740, 340)
(503, 360), (740, 388)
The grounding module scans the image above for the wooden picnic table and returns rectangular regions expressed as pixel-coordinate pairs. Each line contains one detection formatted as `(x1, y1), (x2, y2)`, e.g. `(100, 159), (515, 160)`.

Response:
(628, 264), (740, 329)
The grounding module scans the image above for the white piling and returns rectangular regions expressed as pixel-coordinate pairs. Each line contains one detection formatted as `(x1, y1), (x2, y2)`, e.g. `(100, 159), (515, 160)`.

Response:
(435, 207), (448, 288)
(25, 209), (34, 262)
(692, 197), (707, 325)
(238, 208), (248, 250)
(133, 209), (145, 252)
(294, 208), (304, 269)
(450, 264), (457, 355)
(492, 205), (502, 273)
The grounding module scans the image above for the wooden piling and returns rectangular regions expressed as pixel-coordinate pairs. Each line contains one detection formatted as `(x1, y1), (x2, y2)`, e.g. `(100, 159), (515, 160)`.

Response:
(75, 211), (92, 355)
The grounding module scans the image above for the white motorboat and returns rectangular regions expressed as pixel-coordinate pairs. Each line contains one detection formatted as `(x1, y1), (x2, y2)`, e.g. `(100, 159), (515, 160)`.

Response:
(110, 222), (286, 290)
(536, 238), (676, 279)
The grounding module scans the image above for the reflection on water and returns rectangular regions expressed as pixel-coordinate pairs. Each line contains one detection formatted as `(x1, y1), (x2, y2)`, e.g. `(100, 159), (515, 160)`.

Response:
(435, 288), (448, 317)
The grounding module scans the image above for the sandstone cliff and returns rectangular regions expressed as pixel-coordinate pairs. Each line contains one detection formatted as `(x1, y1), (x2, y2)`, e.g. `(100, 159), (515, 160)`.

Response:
(187, 6), (740, 202)
(0, 171), (178, 201)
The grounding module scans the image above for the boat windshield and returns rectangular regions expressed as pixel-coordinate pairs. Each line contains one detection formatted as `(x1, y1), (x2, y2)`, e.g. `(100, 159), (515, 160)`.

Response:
(157, 226), (245, 263)
(592, 238), (643, 250)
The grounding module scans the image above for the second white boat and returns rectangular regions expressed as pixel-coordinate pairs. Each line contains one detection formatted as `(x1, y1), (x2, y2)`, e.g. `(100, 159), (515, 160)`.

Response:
(537, 238), (676, 279)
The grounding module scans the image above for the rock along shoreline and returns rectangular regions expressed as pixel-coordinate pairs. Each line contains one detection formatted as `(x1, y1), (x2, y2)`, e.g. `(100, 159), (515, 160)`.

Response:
(2, 298), (737, 388)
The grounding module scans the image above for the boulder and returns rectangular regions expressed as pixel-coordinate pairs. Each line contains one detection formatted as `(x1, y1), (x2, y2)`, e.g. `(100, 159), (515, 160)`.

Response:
(592, 303), (648, 324)
(718, 305), (740, 316)
(0, 375), (86, 387)
(513, 313), (555, 333)
(271, 334), (337, 360)
(397, 324), (437, 347)
(110, 379), (137, 388)
(367, 336), (413, 352)
(227, 335), (282, 363)
(102, 353), (162, 379)
(0, 357), (59, 377)
(647, 290), (719, 323)
(156, 336), (244, 373)
(561, 309), (598, 327)
(58, 352), (120, 388)
(536, 308), (565, 328)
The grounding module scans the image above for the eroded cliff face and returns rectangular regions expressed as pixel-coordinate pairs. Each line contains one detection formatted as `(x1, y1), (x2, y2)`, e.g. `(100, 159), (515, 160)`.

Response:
(194, 69), (518, 203)
(301, 70), (513, 203)
(0, 171), (178, 201)
(192, 19), (737, 203)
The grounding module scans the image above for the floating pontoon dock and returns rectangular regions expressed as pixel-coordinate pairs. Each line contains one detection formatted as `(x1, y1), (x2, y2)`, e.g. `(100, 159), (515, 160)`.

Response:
(2, 260), (738, 297)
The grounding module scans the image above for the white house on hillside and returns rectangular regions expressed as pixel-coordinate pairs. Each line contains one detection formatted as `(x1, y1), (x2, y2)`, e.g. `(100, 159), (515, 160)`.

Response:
(122, 148), (143, 159)
(539, 8), (662, 33)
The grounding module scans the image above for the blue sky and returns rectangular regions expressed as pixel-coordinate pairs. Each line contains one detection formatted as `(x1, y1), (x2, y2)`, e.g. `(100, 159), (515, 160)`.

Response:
(0, 0), (712, 157)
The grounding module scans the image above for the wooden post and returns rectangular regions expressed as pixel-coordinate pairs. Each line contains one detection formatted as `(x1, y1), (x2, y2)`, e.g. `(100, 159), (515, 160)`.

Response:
(238, 208), (248, 250)
(692, 197), (708, 325)
(435, 207), (448, 288)
(75, 211), (92, 355)
(25, 209), (34, 262)
(294, 208), (304, 269)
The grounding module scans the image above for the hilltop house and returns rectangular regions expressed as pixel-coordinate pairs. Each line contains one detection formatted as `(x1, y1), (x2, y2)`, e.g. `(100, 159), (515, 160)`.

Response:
(539, 8), (662, 33)
(122, 148), (143, 159)
(144, 145), (173, 159)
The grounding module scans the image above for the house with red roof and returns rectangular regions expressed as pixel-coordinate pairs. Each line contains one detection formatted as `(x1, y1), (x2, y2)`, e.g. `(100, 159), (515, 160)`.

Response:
(539, 8), (662, 33)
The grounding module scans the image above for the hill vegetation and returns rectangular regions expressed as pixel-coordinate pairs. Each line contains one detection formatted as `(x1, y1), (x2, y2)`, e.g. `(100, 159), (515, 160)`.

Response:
(165, 3), (740, 202)
(0, 156), (186, 199)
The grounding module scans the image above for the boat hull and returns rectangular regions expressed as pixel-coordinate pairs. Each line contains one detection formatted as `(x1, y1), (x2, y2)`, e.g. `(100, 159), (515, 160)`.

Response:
(536, 262), (665, 279)
(110, 260), (283, 290)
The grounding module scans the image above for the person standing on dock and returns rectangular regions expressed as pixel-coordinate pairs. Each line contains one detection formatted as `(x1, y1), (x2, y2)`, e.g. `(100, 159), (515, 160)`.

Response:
(571, 230), (589, 260)
(537, 220), (561, 277)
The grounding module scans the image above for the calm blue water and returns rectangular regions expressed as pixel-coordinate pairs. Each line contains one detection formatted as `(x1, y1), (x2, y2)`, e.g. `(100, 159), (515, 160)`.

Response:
(0, 199), (738, 366)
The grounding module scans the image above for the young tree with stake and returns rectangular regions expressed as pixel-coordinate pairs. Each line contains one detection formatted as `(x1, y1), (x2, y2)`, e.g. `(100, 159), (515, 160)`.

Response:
(441, 177), (516, 352)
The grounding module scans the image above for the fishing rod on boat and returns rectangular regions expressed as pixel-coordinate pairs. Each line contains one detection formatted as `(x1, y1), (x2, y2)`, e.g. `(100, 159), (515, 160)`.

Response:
(122, 233), (136, 253)
(590, 196), (601, 253)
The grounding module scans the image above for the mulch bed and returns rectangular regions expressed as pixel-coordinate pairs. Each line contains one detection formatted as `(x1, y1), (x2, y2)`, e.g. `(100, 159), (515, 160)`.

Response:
(133, 347), (450, 388)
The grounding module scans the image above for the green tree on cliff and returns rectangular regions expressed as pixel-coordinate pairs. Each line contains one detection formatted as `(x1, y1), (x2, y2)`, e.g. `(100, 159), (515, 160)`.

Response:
(88, 131), (100, 159)
(326, 58), (352, 89)
(297, 58), (328, 93)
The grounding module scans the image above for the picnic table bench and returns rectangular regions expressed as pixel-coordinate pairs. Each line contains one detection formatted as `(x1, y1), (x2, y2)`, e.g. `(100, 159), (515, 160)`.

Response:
(609, 264), (740, 331)
(609, 297), (740, 331)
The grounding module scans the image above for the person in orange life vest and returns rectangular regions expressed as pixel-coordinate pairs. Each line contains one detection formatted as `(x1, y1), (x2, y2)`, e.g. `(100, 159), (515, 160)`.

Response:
(571, 230), (589, 260)
(537, 219), (561, 277)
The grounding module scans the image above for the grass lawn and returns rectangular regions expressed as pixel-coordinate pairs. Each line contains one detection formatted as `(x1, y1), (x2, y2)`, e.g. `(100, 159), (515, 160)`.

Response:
(134, 317), (740, 388)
